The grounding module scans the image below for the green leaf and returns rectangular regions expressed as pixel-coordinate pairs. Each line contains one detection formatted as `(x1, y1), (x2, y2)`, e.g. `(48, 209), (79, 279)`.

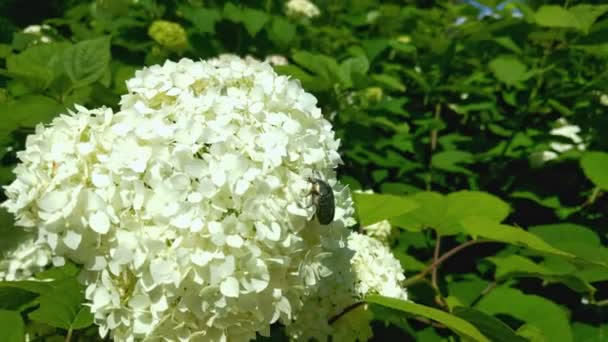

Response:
(431, 150), (474, 175)
(489, 55), (528, 85)
(241, 8), (269, 36)
(392, 191), (510, 236)
(353, 192), (418, 227)
(366, 296), (490, 342)
(535, 5), (578, 29)
(476, 287), (572, 342)
(0, 95), (65, 129)
(371, 74), (405, 92)
(6, 43), (69, 90)
(571, 322), (607, 342)
(568, 5), (608, 33)
(267, 17), (295, 47)
(529, 223), (608, 266)
(28, 278), (93, 330)
(179, 6), (221, 33)
(339, 56), (369, 88)
(580, 151), (608, 190)
(487, 254), (595, 294)
(63, 37), (111, 87)
(461, 216), (573, 257)
(0, 310), (24, 342)
(0, 286), (38, 311)
(0, 281), (54, 295)
(453, 307), (527, 342)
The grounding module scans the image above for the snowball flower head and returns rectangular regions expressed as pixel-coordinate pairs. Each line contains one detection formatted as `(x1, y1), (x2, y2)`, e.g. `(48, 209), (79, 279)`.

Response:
(3, 56), (355, 341)
(286, 0), (321, 18)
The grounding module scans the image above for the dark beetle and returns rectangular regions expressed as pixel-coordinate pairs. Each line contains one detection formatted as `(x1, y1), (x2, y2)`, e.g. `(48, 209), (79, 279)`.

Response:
(307, 177), (335, 225)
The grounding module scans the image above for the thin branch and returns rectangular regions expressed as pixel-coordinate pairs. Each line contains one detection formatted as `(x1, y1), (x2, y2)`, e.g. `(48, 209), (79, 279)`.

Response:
(403, 239), (487, 287)
(328, 301), (365, 325)
(580, 187), (602, 209)
(431, 234), (441, 290)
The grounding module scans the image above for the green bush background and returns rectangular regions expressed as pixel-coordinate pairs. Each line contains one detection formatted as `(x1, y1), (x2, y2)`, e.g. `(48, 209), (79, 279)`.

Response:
(1, 0), (607, 341)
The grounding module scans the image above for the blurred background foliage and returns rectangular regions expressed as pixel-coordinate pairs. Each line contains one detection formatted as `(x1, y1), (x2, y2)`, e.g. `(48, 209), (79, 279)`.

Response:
(1, 0), (608, 341)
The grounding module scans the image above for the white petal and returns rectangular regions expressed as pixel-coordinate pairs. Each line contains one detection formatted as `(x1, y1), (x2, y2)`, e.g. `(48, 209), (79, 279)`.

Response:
(220, 277), (239, 298)
(89, 211), (111, 234)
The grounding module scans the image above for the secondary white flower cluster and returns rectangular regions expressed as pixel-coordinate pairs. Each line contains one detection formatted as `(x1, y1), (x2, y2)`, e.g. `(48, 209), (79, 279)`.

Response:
(0, 236), (52, 281)
(3, 55), (408, 341)
(286, 0), (321, 18)
(287, 231), (407, 341)
(530, 118), (586, 166)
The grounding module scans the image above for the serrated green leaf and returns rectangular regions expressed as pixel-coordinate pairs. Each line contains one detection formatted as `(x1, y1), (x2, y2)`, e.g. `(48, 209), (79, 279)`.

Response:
(28, 277), (92, 330)
(580, 151), (608, 190)
(453, 307), (527, 342)
(353, 192), (418, 227)
(461, 216), (573, 257)
(0, 310), (24, 342)
(6, 42), (69, 90)
(367, 296), (490, 342)
(476, 287), (572, 342)
(0, 287), (38, 311)
(63, 36), (111, 87)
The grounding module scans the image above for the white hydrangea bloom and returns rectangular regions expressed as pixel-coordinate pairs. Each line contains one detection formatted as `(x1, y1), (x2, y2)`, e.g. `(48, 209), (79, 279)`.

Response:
(361, 219), (392, 244)
(530, 118), (586, 166)
(287, 232), (407, 341)
(286, 0), (321, 18)
(2, 56), (356, 341)
(0, 236), (52, 281)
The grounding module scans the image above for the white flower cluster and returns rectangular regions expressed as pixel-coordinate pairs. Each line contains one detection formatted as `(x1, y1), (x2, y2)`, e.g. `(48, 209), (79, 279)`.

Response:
(0, 236), (52, 281)
(286, 0), (321, 18)
(287, 232), (407, 341)
(3, 55), (408, 341)
(530, 118), (586, 166)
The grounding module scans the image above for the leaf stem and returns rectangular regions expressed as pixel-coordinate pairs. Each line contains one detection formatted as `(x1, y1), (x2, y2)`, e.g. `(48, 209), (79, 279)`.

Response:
(65, 328), (73, 342)
(471, 281), (498, 307)
(403, 239), (486, 287)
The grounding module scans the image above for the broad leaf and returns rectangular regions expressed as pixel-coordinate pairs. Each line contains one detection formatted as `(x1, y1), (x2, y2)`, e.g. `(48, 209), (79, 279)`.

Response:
(28, 278), (93, 330)
(353, 192), (418, 226)
(535, 5), (578, 29)
(367, 296), (490, 342)
(489, 55), (528, 85)
(461, 216), (573, 257)
(63, 37), (111, 87)
(476, 287), (572, 342)
(453, 307), (527, 342)
(0, 310), (24, 342)
(179, 6), (221, 33)
(580, 151), (608, 190)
